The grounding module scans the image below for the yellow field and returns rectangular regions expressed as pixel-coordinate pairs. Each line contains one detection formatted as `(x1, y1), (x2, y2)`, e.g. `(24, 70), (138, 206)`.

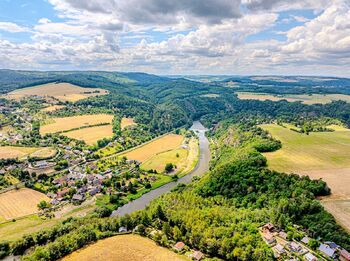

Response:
(5, 82), (109, 102)
(0, 146), (55, 160)
(141, 148), (188, 172)
(0, 188), (49, 220)
(64, 125), (114, 145)
(201, 94), (220, 98)
(122, 134), (184, 162)
(121, 117), (137, 130)
(63, 234), (189, 261)
(237, 92), (350, 104)
(41, 105), (65, 112)
(40, 114), (114, 134)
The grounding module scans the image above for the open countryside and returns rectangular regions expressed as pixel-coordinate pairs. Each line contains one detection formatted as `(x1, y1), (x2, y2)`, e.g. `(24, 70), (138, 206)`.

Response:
(63, 234), (189, 261)
(237, 92), (350, 104)
(0, 146), (56, 160)
(5, 82), (109, 102)
(64, 124), (114, 145)
(40, 114), (114, 134)
(40, 105), (65, 112)
(0, 188), (49, 220)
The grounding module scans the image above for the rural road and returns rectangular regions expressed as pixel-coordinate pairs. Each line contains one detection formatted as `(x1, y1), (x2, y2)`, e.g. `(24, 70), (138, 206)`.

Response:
(111, 121), (210, 217)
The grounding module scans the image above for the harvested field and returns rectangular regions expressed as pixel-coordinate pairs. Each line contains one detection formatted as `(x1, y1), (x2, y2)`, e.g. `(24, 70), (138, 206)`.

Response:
(201, 93), (220, 98)
(322, 200), (350, 233)
(41, 105), (65, 112)
(5, 82), (108, 102)
(63, 234), (189, 261)
(121, 117), (137, 130)
(0, 146), (55, 160)
(0, 188), (49, 220)
(40, 114), (114, 135)
(122, 134), (184, 162)
(64, 125), (114, 145)
(236, 92), (350, 104)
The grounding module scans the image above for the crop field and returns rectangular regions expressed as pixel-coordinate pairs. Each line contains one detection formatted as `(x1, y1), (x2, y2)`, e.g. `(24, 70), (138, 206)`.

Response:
(122, 134), (184, 162)
(121, 117), (137, 130)
(236, 92), (350, 104)
(40, 114), (114, 135)
(0, 146), (56, 160)
(63, 234), (189, 261)
(201, 93), (220, 98)
(64, 125), (114, 145)
(5, 82), (109, 102)
(141, 148), (188, 172)
(322, 199), (350, 233)
(0, 188), (49, 220)
(41, 105), (65, 112)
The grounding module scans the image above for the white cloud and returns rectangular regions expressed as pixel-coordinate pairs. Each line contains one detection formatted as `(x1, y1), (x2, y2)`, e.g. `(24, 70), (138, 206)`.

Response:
(0, 22), (28, 33)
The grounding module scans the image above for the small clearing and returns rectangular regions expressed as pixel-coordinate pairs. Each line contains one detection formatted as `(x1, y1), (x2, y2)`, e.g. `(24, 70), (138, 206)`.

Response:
(121, 117), (137, 130)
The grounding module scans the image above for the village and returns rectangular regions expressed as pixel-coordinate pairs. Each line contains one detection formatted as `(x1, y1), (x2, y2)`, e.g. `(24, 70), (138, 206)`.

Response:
(261, 223), (350, 261)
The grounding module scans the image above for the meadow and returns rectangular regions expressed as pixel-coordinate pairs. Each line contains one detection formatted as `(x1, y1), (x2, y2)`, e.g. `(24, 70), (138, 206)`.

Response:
(40, 114), (114, 135)
(63, 234), (189, 261)
(237, 92), (350, 104)
(0, 146), (56, 160)
(121, 117), (136, 130)
(64, 125), (114, 145)
(121, 134), (184, 162)
(41, 105), (65, 112)
(0, 188), (49, 221)
(5, 82), (109, 102)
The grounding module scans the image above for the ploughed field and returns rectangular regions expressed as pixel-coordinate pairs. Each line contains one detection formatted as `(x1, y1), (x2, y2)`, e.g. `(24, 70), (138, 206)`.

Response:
(261, 123), (350, 231)
(237, 92), (350, 104)
(0, 146), (56, 160)
(4, 82), (108, 102)
(63, 234), (189, 261)
(0, 188), (49, 221)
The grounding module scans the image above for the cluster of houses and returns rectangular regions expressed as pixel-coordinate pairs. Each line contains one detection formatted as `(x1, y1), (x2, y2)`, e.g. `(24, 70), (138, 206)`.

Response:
(173, 241), (204, 261)
(261, 223), (350, 260)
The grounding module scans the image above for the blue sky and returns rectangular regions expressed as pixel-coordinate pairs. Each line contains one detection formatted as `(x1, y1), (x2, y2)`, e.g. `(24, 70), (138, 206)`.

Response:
(0, 0), (349, 76)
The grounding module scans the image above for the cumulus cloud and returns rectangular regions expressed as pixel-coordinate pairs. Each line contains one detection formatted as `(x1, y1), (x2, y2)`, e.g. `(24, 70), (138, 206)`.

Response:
(0, 22), (28, 33)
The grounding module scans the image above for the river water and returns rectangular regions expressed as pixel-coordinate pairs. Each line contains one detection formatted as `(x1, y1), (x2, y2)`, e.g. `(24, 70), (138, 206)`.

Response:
(111, 121), (210, 216)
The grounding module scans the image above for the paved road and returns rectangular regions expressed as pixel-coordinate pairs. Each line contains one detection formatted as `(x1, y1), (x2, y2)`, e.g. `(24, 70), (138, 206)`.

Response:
(111, 121), (210, 216)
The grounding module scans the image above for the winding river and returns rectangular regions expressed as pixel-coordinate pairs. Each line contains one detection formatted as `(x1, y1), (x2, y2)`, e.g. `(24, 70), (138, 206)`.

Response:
(111, 121), (210, 216)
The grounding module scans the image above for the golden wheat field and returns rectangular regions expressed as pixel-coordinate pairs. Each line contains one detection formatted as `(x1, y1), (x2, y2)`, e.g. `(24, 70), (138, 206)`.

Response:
(0, 188), (49, 220)
(40, 114), (114, 134)
(121, 117), (137, 130)
(63, 234), (189, 261)
(41, 105), (65, 112)
(122, 134), (184, 162)
(64, 125), (114, 145)
(5, 82), (109, 102)
(237, 92), (350, 104)
(0, 146), (56, 160)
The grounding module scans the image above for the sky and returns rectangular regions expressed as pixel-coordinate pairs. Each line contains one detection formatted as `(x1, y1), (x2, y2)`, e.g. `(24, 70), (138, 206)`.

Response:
(0, 0), (349, 76)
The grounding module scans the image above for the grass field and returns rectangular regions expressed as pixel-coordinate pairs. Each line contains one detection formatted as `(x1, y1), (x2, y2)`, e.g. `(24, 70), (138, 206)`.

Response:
(122, 134), (184, 162)
(141, 148), (188, 172)
(63, 234), (189, 261)
(0, 188), (49, 220)
(237, 92), (350, 104)
(201, 93), (220, 98)
(5, 82), (109, 102)
(41, 105), (65, 112)
(64, 125), (114, 145)
(40, 114), (114, 135)
(121, 117), (136, 130)
(0, 146), (56, 160)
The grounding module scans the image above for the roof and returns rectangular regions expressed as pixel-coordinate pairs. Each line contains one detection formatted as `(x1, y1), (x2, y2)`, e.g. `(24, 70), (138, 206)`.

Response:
(290, 242), (301, 250)
(325, 241), (339, 249)
(174, 242), (185, 251)
(72, 194), (84, 200)
(341, 249), (350, 260)
(301, 237), (310, 244)
(192, 251), (204, 260)
(274, 244), (284, 253)
(319, 243), (335, 257)
(304, 253), (317, 261)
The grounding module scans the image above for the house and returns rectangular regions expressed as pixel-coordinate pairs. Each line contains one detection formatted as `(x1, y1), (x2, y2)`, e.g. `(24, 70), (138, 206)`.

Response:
(53, 176), (67, 186)
(301, 237), (310, 245)
(273, 244), (285, 255)
(119, 227), (128, 233)
(279, 231), (288, 240)
(35, 160), (48, 168)
(289, 242), (302, 252)
(47, 192), (56, 199)
(304, 253), (317, 261)
(318, 243), (335, 258)
(173, 242), (185, 252)
(89, 187), (100, 196)
(340, 249), (350, 261)
(72, 194), (85, 201)
(263, 223), (275, 233)
(50, 199), (59, 205)
(57, 188), (70, 199)
(325, 241), (339, 250)
(263, 232), (275, 245)
(191, 251), (204, 261)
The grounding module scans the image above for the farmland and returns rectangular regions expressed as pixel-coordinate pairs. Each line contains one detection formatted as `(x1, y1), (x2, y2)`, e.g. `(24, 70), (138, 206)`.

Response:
(0, 188), (49, 220)
(0, 146), (56, 160)
(41, 105), (65, 112)
(63, 234), (189, 261)
(122, 134), (184, 162)
(64, 125), (114, 145)
(40, 114), (114, 135)
(121, 117), (136, 130)
(5, 82), (109, 102)
(236, 92), (350, 104)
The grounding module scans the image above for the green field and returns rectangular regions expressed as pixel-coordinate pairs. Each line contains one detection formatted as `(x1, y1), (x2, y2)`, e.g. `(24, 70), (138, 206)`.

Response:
(260, 124), (350, 172)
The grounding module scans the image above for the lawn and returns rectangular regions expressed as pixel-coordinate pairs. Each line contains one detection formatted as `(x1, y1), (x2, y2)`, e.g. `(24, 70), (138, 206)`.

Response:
(0, 188), (49, 220)
(5, 82), (109, 102)
(0, 146), (56, 160)
(237, 92), (350, 104)
(64, 125), (114, 145)
(40, 114), (114, 134)
(63, 234), (189, 261)
(121, 117), (137, 130)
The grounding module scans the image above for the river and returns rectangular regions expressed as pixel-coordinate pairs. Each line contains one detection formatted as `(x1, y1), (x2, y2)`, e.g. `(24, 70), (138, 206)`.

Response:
(111, 121), (210, 216)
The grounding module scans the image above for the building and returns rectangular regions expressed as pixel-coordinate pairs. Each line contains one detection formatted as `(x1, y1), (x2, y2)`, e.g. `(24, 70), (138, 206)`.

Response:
(262, 223), (275, 233)
(273, 244), (285, 255)
(279, 231), (288, 240)
(263, 232), (276, 245)
(318, 243), (335, 258)
(173, 242), (185, 252)
(289, 242), (302, 252)
(119, 227), (128, 233)
(301, 237), (310, 245)
(72, 194), (85, 201)
(340, 249), (350, 261)
(191, 251), (204, 261)
(304, 253), (317, 261)
(57, 188), (70, 199)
